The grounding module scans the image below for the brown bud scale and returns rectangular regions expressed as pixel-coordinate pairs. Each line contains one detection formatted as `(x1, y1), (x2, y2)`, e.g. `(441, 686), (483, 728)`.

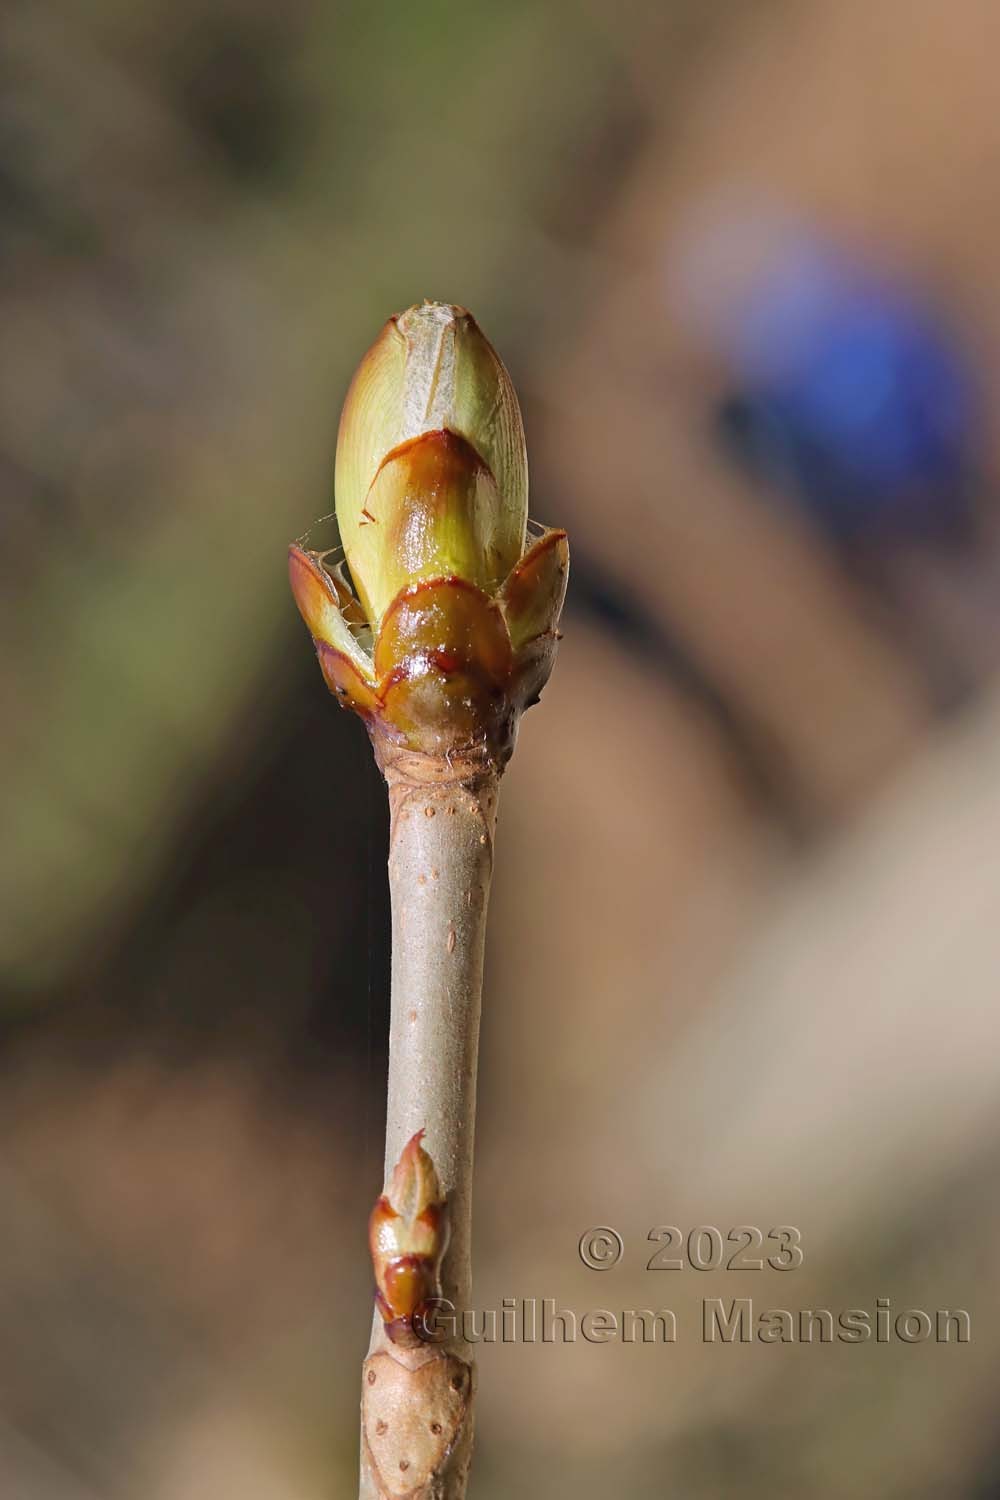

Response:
(370, 1131), (449, 1349)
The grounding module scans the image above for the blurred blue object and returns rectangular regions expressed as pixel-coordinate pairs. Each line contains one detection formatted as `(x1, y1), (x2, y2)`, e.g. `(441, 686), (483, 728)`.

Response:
(709, 236), (980, 544)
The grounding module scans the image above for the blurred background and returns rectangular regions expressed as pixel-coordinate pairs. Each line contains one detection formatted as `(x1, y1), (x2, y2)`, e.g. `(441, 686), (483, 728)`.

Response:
(3, 0), (1000, 1494)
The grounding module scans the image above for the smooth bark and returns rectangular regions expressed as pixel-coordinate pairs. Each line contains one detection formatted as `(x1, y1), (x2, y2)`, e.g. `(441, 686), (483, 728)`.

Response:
(360, 742), (500, 1499)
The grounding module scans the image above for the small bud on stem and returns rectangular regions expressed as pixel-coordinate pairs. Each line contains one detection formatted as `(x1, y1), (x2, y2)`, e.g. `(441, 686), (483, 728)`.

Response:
(370, 1131), (449, 1348)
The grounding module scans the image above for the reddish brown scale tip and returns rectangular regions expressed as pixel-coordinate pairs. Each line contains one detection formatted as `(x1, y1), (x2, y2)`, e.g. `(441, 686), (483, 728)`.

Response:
(372, 427), (491, 487)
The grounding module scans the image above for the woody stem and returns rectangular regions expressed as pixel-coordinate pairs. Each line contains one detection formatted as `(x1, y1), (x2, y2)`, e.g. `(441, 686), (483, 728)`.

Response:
(359, 741), (501, 1499)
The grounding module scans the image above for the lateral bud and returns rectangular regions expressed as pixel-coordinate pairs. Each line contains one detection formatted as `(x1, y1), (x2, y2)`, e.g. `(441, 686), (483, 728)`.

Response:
(369, 1130), (449, 1347)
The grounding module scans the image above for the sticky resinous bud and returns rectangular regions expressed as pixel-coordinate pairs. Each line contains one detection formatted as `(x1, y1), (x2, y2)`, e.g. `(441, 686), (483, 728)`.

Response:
(369, 1130), (449, 1347)
(288, 302), (569, 765)
(336, 301), (528, 625)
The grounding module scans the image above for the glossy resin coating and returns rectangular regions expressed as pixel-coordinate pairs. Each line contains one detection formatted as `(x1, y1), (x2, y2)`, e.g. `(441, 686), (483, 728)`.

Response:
(290, 303), (568, 768)
(289, 518), (567, 764)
